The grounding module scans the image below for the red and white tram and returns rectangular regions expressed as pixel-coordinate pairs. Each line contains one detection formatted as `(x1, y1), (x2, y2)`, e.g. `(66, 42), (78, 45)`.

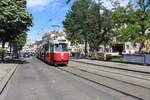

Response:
(37, 32), (69, 65)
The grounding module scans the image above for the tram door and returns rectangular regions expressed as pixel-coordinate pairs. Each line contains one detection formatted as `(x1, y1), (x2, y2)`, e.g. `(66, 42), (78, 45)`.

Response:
(50, 44), (54, 63)
(44, 43), (49, 62)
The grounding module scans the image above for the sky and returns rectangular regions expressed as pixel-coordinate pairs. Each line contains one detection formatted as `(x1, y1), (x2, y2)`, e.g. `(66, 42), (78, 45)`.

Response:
(27, 0), (130, 41)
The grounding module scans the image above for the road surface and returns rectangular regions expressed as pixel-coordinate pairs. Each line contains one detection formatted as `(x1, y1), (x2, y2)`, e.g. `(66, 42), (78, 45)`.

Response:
(0, 57), (120, 100)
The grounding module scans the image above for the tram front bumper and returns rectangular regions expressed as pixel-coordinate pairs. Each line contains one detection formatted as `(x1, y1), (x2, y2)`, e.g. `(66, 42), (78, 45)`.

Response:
(53, 60), (68, 64)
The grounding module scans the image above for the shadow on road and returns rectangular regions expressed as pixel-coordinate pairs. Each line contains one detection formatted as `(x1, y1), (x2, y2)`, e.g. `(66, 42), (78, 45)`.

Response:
(48, 64), (68, 67)
(0, 59), (30, 64)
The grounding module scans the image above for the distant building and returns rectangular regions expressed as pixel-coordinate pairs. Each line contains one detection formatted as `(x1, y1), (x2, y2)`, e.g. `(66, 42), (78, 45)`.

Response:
(34, 40), (43, 53)
(42, 30), (66, 41)
(22, 39), (36, 53)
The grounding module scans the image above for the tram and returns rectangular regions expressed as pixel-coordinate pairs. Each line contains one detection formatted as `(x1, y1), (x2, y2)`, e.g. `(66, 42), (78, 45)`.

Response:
(37, 32), (69, 65)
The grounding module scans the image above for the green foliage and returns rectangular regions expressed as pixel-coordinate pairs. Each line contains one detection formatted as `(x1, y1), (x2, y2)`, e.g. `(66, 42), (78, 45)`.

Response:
(117, 24), (142, 43)
(0, 0), (32, 60)
(0, 0), (32, 44)
(63, 0), (92, 45)
(113, 0), (150, 43)
(65, 0), (150, 54)
(15, 32), (27, 50)
(63, 0), (114, 52)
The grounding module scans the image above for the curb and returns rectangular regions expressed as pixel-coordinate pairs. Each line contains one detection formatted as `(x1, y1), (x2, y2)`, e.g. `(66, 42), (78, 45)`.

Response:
(0, 64), (19, 95)
(71, 59), (150, 74)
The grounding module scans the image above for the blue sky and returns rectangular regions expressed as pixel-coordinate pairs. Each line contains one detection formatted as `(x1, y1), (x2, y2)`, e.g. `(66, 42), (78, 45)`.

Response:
(27, 0), (73, 41)
(27, 0), (129, 41)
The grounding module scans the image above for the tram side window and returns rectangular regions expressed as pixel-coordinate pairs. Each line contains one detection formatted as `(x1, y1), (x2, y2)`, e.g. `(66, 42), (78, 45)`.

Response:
(45, 44), (49, 52)
(42, 48), (44, 55)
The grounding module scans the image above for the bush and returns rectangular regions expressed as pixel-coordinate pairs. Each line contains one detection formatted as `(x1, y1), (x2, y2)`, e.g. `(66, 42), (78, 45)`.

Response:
(98, 53), (111, 60)
(0, 48), (7, 59)
(71, 52), (80, 58)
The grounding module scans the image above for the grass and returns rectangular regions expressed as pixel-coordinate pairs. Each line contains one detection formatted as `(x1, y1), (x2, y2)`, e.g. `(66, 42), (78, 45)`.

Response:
(110, 56), (123, 62)
(74, 54), (124, 62)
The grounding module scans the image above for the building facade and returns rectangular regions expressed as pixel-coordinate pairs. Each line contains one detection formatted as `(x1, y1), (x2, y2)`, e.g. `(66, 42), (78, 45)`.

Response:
(22, 39), (36, 53)
(0, 42), (9, 51)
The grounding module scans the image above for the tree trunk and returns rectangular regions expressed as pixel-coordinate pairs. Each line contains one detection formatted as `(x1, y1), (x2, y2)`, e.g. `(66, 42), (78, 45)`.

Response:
(16, 42), (19, 58)
(89, 43), (98, 59)
(18, 49), (20, 58)
(84, 34), (88, 56)
(2, 41), (5, 61)
(104, 44), (106, 53)
(9, 42), (12, 55)
(94, 50), (98, 59)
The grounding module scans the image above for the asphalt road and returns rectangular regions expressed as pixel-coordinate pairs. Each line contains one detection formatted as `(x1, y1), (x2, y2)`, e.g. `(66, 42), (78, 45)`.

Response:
(0, 57), (120, 100)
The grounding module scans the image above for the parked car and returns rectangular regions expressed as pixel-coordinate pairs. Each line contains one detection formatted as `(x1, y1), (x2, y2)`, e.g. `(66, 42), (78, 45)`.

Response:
(23, 53), (30, 58)
(30, 52), (35, 56)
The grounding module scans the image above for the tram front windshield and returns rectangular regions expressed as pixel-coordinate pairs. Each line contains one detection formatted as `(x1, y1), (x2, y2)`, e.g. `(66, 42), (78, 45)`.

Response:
(55, 43), (68, 52)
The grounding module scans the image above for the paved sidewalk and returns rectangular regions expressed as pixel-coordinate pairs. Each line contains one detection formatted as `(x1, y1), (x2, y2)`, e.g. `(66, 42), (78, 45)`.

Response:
(71, 59), (150, 74)
(0, 64), (18, 94)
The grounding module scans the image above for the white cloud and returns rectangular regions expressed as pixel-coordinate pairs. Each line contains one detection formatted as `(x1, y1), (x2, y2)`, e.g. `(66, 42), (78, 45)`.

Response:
(27, 0), (54, 8)
(27, 0), (68, 12)
(47, 2), (69, 13)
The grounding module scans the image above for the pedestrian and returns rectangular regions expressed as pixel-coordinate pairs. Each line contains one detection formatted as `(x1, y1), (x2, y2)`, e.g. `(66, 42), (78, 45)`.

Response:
(139, 40), (145, 54)
(146, 39), (150, 54)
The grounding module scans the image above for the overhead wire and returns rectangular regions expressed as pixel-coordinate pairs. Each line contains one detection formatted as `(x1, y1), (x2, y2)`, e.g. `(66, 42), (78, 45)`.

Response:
(36, 1), (68, 40)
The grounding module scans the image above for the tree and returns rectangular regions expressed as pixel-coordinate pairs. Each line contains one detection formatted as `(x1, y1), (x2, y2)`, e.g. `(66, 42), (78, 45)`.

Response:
(14, 32), (27, 58)
(63, 10), (85, 45)
(87, 4), (114, 54)
(112, 0), (150, 43)
(63, 0), (114, 56)
(0, 0), (33, 60)
(15, 32), (27, 51)
(63, 0), (92, 56)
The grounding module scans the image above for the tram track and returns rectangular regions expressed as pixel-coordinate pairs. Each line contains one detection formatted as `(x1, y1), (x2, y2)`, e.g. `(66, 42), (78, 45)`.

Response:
(57, 67), (145, 100)
(68, 62), (150, 89)
(70, 66), (150, 89)
(71, 60), (150, 80)
(71, 60), (150, 74)
(78, 65), (150, 81)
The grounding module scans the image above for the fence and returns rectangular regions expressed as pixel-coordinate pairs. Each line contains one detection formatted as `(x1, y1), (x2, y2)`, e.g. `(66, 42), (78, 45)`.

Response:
(123, 54), (150, 65)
